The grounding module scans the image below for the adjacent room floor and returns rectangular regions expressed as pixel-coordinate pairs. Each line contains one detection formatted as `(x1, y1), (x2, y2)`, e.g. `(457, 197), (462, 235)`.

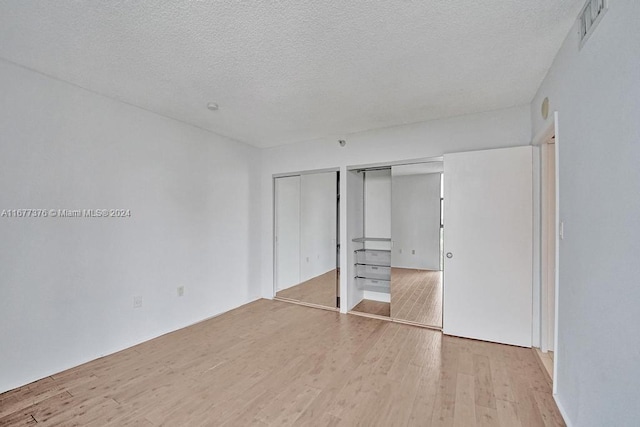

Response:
(0, 299), (563, 426)
(352, 299), (391, 317)
(351, 269), (442, 328)
(276, 269), (338, 309)
(391, 268), (442, 328)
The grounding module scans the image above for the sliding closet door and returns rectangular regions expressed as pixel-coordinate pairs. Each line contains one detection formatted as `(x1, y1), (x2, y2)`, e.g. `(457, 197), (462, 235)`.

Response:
(275, 171), (339, 308)
(274, 176), (301, 291)
(443, 146), (532, 347)
(299, 172), (338, 289)
(390, 163), (443, 327)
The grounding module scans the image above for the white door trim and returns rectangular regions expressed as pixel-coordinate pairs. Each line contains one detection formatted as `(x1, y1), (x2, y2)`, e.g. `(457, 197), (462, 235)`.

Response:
(532, 112), (561, 393)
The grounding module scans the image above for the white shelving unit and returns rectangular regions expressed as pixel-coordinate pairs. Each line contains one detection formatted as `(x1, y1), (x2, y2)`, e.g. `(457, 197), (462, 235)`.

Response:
(353, 238), (391, 295)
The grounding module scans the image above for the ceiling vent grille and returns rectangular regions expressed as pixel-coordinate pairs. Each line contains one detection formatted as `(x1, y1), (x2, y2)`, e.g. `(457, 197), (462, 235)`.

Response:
(579, 0), (607, 48)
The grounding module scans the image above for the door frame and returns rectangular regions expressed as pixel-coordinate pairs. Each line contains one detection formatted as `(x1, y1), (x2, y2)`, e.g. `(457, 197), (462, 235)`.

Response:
(532, 112), (561, 392)
(540, 136), (556, 354)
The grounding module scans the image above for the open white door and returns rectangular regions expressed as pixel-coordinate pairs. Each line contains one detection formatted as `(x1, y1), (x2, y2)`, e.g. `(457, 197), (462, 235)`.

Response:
(443, 146), (533, 347)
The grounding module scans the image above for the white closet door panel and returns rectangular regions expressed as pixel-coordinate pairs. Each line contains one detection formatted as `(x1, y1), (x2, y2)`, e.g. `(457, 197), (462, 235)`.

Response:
(275, 176), (300, 291)
(300, 172), (337, 282)
(443, 146), (532, 347)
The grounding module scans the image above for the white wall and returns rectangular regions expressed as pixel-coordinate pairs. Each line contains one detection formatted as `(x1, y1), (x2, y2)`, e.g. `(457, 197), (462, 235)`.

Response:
(364, 169), (391, 250)
(260, 105), (532, 311)
(0, 60), (261, 394)
(300, 172), (337, 282)
(530, 1), (640, 424)
(392, 172), (441, 270)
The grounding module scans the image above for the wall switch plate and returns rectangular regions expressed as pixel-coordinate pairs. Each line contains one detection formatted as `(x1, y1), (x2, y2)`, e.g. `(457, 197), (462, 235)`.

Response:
(177, 286), (184, 297)
(560, 221), (565, 240)
(133, 296), (142, 308)
(412, 249), (416, 255)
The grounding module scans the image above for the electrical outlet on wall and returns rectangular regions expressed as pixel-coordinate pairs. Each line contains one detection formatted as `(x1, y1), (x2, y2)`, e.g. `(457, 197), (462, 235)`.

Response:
(133, 296), (142, 308)
(177, 286), (184, 297)
(412, 249), (415, 255)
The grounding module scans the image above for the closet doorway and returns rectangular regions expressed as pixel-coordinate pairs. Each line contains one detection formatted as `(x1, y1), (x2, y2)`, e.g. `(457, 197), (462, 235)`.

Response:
(390, 163), (443, 328)
(351, 168), (393, 317)
(348, 162), (444, 329)
(274, 170), (339, 310)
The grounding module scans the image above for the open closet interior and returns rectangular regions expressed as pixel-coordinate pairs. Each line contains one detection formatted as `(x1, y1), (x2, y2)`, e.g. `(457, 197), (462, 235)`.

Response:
(347, 162), (444, 328)
(274, 170), (339, 309)
(352, 168), (393, 317)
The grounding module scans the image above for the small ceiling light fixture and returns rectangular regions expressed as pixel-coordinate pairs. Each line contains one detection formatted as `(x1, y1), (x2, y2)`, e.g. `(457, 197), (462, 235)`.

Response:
(338, 139), (346, 147)
(207, 102), (219, 111)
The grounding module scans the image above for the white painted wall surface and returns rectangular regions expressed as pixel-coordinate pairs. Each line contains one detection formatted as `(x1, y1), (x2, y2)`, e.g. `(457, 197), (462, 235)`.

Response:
(260, 105), (532, 310)
(300, 172), (337, 282)
(391, 171), (441, 270)
(530, 1), (640, 424)
(364, 170), (391, 251)
(0, 60), (261, 394)
(274, 176), (300, 291)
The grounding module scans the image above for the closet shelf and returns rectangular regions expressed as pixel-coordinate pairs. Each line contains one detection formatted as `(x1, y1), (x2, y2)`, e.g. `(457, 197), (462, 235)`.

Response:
(355, 262), (390, 268)
(355, 249), (391, 267)
(355, 277), (390, 293)
(351, 237), (392, 243)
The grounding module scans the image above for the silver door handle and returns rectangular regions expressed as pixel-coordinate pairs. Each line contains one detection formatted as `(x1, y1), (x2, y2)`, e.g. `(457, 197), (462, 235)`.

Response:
(446, 252), (453, 259)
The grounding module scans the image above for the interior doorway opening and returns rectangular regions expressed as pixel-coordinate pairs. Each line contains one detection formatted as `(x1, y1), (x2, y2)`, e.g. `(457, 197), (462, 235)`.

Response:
(538, 132), (557, 380)
(348, 161), (444, 330)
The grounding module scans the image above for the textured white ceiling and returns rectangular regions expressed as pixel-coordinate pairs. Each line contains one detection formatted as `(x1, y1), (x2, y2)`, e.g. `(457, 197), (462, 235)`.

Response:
(0, 1), (583, 148)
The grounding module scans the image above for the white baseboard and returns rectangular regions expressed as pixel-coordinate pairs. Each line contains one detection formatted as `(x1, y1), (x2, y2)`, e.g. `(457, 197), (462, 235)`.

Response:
(554, 393), (573, 427)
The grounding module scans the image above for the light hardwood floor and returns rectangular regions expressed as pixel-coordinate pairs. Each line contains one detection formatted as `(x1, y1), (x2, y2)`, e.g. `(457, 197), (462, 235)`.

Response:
(352, 299), (391, 317)
(534, 349), (554, 380)
(276, 269), (338, 309)
(0, 300), (564, 426)
(391, 268), (442, 328)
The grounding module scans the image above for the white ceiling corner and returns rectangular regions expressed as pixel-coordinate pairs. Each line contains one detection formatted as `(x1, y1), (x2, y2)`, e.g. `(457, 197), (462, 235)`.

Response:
(0, 0), (584, 148)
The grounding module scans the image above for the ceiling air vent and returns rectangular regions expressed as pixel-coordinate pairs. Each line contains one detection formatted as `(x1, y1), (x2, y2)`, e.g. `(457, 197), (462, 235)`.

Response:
(579, 0), (607, 48)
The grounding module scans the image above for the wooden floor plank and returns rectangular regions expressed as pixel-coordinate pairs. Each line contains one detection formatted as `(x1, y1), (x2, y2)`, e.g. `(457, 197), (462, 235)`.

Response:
(453, 373), (476, 427)
(391, 268), (442, 327)
(473, 354), (496, 409)
(496, 399), (523, 427)
(475, 405), (500, 427)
